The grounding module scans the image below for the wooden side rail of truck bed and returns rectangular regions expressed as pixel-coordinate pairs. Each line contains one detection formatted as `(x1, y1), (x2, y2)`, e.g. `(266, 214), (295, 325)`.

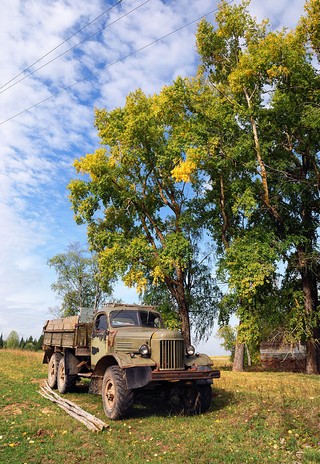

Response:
(43, 315), (92, 354)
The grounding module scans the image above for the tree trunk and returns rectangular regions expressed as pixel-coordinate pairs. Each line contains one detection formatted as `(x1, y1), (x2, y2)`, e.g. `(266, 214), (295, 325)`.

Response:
(165, 271), (191, 347)
(297, 242), (319, 374)
(219, 174), (230, 249)
(232, 342), (245, 372)
(305, 334), (319, 375)
(244, 88), (281, 223)
(179, 302), (191, 347)
(306, 339), (319, 374)
(175, 270), (191, 347)
(245, 343), (252, 367)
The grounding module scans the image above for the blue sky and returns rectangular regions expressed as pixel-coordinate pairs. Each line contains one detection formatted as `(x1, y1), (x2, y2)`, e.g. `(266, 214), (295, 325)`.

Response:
(0, 0), (305, 354)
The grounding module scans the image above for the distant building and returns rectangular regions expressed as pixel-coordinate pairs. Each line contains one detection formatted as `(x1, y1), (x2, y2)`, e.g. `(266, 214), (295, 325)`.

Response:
(260, 342), (306, 372)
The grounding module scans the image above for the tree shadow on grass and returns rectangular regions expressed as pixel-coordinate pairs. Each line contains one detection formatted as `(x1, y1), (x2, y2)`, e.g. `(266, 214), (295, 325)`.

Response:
(210, 387), (235, 411)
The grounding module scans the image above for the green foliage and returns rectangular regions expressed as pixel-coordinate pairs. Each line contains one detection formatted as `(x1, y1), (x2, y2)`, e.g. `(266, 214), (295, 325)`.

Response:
(3, 333), (43, 351)
(220, 231), (280, 301)
(68, 86), (221, 344)
(142, 252), (222, 340)
(5, 330), (20, 349)
(48, 242), (109, 317)
(217, 325), (236, 360)
(35, 334), (44, 351)
(300, 0), (320, 59)
(24, 342), (36, 351)
(192, 0), (320, 370)
(66, 0), (319, 364)
(187, 259), (222, 343)
(142, 282), (181, 331)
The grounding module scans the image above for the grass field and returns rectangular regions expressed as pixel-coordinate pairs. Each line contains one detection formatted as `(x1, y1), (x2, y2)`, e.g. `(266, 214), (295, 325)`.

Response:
(0, 350), (320, 463)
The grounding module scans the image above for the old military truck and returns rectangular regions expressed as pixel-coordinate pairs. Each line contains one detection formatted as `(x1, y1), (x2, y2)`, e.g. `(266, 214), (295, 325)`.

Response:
(42, 304), (220, 419)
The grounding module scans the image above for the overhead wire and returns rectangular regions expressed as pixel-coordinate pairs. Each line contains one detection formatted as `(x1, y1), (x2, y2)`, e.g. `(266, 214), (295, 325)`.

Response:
(0, 1), (149, 95)
(0, 0), (122, 91)
(0, 0), (235, 127)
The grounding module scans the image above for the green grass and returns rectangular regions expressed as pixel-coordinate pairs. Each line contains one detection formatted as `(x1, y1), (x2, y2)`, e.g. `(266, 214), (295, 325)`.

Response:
(0, 350), (320, 463)
(210, 356), (233, 369)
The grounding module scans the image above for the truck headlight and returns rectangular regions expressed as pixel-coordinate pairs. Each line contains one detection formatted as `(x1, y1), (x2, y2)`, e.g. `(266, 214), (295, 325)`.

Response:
(139, 344), (150, 357)
(186, 345), (195, 356)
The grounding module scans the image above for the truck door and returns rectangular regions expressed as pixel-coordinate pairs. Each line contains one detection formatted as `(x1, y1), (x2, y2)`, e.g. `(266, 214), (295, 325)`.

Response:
(91, 312), (109, 368)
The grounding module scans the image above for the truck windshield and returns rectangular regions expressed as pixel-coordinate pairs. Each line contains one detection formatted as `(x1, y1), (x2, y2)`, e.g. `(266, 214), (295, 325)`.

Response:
(110, 310), (163, 328)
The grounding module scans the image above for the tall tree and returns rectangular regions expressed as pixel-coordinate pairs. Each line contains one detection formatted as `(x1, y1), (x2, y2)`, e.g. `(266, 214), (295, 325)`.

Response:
(175, 0), (320, 372)
(68, 88), (220, 346)
(48, 242), (108, 317)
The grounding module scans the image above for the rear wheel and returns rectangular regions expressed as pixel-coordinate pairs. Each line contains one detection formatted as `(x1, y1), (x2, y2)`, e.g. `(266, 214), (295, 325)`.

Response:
(102, 366), (133, 420)
(47, 353), (62, 389)
(57, 356), (77, 394)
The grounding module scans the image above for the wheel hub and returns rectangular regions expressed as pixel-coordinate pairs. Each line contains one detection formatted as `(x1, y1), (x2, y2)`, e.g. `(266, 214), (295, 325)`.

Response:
(106, 382), (115, 406)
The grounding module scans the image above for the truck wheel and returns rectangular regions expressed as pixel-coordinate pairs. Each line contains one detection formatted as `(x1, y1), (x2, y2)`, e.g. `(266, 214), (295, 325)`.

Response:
(57, 356), (77, 394)
(182, 383), (199, 415)
(47, 353), (62, 389)
(102, 366), (133, 420)
(197, 384), (212, 413)
(182, 383), (212, 414)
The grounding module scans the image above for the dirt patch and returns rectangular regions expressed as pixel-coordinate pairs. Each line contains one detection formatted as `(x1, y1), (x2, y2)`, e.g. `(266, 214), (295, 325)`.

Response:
(31, 378), (46, 385)
(3, 402), (30, 416)
(36, 428), (54, 438)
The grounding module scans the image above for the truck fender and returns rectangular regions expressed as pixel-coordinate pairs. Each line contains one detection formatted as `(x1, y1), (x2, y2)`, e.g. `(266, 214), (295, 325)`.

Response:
(185, 353), (213, 367)
(90, 355), (154, 394)
(113, 352), (156, 369)
(124, 366), (152, 390)
(63, 349), (80, 375)
(42, 349), (52, 365)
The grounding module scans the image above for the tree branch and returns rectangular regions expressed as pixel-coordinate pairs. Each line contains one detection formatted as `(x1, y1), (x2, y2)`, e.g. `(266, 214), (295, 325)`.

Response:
(39, 383), (108, 432)
(244, 87), (282, 222)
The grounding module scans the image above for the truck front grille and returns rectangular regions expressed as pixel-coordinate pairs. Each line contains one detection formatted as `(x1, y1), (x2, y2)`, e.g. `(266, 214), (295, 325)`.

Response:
(160, 340), (184, 370)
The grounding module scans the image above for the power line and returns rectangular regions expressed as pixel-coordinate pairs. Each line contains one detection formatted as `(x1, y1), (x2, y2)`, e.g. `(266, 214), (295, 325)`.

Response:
(0, 1), (149, 95)
(0, 0), (122, 92)
(0, 0), (235, 127)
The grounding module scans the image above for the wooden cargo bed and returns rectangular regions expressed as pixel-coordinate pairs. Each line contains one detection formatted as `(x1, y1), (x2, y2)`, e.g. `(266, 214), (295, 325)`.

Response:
(43, 316), (92, 351)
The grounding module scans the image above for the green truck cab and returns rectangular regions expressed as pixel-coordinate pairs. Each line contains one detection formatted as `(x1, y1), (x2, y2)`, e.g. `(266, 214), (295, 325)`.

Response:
(43, 304), (220, 419)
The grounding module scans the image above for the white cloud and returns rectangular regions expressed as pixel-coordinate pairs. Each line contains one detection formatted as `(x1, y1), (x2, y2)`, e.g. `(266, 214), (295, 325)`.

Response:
(249, 0), (305, 29)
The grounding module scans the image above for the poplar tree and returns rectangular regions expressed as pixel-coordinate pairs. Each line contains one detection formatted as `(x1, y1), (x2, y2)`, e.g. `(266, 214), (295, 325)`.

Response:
(68, 88), (220, 346)
(174, 0), (320, 372)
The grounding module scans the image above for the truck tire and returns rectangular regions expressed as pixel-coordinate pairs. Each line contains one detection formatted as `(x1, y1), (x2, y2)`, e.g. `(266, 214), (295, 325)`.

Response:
(47, 353), (62, 389)
(197, 384), (212, 413)
(57, 356), (77, 394)
(102, 366), (133, 420)
(182, 383), (212, 415)
(182, 383), (198, 414)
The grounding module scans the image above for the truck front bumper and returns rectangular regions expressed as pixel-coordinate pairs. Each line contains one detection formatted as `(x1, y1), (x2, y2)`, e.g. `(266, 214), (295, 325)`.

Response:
(151, 368), (220, 382)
